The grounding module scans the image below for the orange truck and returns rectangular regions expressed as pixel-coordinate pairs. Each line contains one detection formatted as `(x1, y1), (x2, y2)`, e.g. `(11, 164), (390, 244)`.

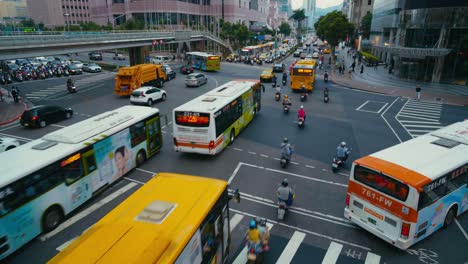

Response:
(114, 64), (166, 96)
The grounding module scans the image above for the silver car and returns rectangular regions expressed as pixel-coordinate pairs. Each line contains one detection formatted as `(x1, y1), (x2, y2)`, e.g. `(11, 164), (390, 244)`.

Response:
(184, 73), (207, 87)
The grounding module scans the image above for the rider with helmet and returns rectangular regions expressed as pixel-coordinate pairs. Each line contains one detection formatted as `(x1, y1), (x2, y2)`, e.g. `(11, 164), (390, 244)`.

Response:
(247, 219), (262, 254)
(298, 105), (306, 121)
(281, 138), (293, 161)
(282, 94), (291, 106)
(336, 142), (350, 162)
(277, 178), (294, 207)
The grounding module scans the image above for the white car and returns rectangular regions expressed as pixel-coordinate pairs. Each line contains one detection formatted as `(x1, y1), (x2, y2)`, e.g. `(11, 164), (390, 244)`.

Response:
(0, 137), (20, 153)
(130, 86), (167, 106)
(312, 52), (319, 59)
(71, 61), (84, 69)
(82, 63), (102, 73)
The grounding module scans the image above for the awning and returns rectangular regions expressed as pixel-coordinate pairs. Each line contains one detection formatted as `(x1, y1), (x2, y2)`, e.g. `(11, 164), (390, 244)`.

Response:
(374, 45), (451, 58)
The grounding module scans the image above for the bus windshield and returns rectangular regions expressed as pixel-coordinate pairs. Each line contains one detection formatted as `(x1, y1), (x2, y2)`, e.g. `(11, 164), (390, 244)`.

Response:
(354, 165), (409, 201)
(292, 68), (314, 76)
(175, 111), (210, 127)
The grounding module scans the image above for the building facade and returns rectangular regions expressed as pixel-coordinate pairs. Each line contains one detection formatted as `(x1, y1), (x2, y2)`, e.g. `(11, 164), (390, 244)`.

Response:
(348, 0), (373, 29)
(303, 0), (316, 31)
(0, 0), (27, 23)
(26, 0), (92, 27)
(370, 0), (468, 84)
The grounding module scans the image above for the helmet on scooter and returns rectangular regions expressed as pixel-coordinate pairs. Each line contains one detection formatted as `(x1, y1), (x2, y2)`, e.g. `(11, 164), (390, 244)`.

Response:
(283, 137), (288, 143)
(249, 219), (257, 229)
(341, 141), (347, 147)
(300, 105), (304, 109)
(281, 178), (289, 187)
(284, 94), (289, 99)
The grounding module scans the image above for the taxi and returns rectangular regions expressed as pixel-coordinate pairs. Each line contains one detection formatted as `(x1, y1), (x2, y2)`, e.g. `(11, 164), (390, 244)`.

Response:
(260, 69), (275, 82)
(323, 48), (331, 54)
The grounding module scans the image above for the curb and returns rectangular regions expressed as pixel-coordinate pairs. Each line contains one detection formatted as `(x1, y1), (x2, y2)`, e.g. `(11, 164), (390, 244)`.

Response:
(0, 102), (28, 126)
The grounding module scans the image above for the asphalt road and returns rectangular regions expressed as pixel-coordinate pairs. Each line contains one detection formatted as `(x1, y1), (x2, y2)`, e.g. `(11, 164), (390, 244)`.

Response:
(1, 52), (467, 264)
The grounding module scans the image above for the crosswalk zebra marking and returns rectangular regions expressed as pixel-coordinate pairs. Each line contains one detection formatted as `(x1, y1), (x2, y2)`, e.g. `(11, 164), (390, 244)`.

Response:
(403, 124), (444, 129)
(399, 110), (440, 118)
(276, 231), (306, 264)
(397, 114), (439, 121)
(401, 107), (441, 114)
(230, 214), (244, 232)
(399, 120), (441, 124)
(364, 252), (381, 264)
(322, 242), (343, 264)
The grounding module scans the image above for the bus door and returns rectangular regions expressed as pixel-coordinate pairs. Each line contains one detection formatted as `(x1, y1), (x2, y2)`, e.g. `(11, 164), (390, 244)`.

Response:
(145, 117), (162, 157)
(253, 85), (262, 112)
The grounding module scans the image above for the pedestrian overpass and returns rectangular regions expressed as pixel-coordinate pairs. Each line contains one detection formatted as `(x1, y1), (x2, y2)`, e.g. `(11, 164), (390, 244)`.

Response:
(0, 30), (232, 64)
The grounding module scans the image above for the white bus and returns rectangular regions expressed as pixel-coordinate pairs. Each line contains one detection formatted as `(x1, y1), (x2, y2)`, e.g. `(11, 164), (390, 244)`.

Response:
(0, 105), (162, 260)
(344, 120), (468, 249)
(173, 80), (263, 155)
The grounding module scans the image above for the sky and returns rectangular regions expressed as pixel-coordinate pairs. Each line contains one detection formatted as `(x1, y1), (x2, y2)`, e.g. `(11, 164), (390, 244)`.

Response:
(291, 0), (344, 9)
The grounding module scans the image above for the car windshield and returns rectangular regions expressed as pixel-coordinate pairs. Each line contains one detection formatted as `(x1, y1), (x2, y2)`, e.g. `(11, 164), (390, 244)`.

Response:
(262, 71), (270, 75)
(68, 65), (77, 69)
(88, 63), (98, 67)
(187, 75), (197, 79)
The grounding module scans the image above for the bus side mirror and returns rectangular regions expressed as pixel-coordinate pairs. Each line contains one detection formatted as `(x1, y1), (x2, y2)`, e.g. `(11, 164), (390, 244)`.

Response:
(229, 189), (240, 203)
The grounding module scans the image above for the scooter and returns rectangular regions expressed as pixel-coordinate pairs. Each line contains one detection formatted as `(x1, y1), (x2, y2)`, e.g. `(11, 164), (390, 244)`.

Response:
(332, 149), (351, 173)
(324, 75), (328, 83)
(298, 117), (305, 128)
(324, 92), (329, 103)
(300, 93), (308, 102)
(275, 92), (281, 101)
(283, 104), (290, 114)
(277, 192), (295, 220)
(282, 78), (286, 85)
(67, 83), (77, 93)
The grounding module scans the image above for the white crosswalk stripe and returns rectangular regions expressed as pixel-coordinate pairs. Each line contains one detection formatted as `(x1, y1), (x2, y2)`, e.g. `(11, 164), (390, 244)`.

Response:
(396, 99), (443, 138)
(229, 213), (382, 263)
(24, 72), (114, 101)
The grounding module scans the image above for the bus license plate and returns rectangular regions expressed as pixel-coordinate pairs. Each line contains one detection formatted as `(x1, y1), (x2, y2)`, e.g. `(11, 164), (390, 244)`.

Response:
(368, 218), (377, 225)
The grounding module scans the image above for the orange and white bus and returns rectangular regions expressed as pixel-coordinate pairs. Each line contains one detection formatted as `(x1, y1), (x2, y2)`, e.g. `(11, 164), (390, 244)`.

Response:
(344, 120), (468, 249)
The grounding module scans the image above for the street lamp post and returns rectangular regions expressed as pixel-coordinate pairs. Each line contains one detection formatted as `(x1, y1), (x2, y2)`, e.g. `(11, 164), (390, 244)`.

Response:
(111, 14), (126, 33)
(63, 13), (70, 33)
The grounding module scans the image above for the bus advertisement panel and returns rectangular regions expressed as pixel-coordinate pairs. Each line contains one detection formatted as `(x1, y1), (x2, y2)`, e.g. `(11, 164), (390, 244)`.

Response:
(344, 120), (468, 250)
(48, 173), (237, 264)
(290, 63), (316, 91)
(0, 106), (162, 261)
(173, 80), (262, 155)
(186, 52), (221, 71)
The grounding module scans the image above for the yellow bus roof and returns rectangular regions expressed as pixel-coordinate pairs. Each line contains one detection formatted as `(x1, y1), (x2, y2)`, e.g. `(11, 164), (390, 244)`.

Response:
(49, 173), (228, 264)
(296, 59), (317, 66)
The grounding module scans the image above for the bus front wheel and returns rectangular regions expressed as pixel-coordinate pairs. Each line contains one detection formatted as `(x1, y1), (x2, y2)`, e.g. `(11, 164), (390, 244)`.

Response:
(136, 150), (147, 167)
(229, 129), (235, 145)
(443, 206), (457, 228)
(42, 205), (64, 232)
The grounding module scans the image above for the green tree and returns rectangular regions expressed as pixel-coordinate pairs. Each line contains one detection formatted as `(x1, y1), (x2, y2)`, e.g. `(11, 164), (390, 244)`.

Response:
(119, 19), (144, 30)
(315, 10), (354, 52)
(278, 22), (291, 36)
(290, 8), (306, 38)
(79, 21), (101, 31)
(20, 18), (36, 28)
(314, 16), (324, 33)
(360, 12), (372, 39)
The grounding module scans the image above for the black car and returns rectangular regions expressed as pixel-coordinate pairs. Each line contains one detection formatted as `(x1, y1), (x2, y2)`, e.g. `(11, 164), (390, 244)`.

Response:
(273, 64), (284, 73)
(165, 70), (176, 81)
(20, 105), (73, 128)
(88, 52), (103, 61)
(67, 64), (82, 75)
(180, 65), (194, 74)
(293, 51), (301, 58)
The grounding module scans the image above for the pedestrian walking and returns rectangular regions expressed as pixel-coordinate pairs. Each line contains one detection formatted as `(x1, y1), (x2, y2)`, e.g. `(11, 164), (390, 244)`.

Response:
(338, 65), (342, 75)
(415, 85), (422, 100)
(360, 65), (364, 74)
(351, 62), (356, 72)
(11, 86), (19, 103)
(348, 69), (352, 79)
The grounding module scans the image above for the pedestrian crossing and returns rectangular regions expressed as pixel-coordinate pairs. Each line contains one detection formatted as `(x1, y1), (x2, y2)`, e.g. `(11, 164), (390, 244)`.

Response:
(25, 72), (114, 102)
(229, 213), (381, 264)
(396, 99), (444, 138)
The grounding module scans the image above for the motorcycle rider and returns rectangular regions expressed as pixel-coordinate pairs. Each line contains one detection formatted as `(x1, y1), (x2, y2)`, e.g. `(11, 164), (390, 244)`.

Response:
(275, 85), (282, 95)
(277, 178), (294, 207)
(282, 94), (291, 106)
(324, 71), (329, 82)
(256, 218), (270, 251)
(280, 138), (293, 162)
(272, 74), (277, 86)
(67, 77), (74, 89)
(298, 105), (306, 121)
(336, 141), (350, 162)
(282, 71), (287, 83)
(247, 219), (262, 254)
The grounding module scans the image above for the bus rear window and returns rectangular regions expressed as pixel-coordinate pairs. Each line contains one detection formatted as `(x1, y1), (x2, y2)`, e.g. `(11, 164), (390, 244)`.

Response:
(354, 166), (409, 201)
(175, 111), (210, 127)
(292, 68), (313, 76)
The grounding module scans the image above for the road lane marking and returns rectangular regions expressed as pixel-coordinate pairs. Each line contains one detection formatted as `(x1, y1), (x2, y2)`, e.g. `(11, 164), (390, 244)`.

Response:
(322, 241), (343, 264)
(276, 231), (306, 264)
(290, 161), (299, 165)
(455, 219), (468, 241)
(248, 151), (257, 155)
(230, 214), (244, 232)
(0, 124), (20, 131)
(306, 165), (315, 169)
(380, 97), (403, 143)
(399, 120), (441, 124)
(233, 147), (243, 151)
(403, 124), (444, 128)
(56, 238), (77, 251)
(51, 124), (66, 128)
(228, 162), (243, 184)
(397, 114), (439, 121)
(376, 103), (388, 114)
(231, 209), (370, 251)
(0, 132), (33, 142)
(260, 154), (269, 158)
(402, 107), (441, 114)
(355, 100), (369, 111)
(39, 182), (137, 241)
(399, 111), (440, 118)
(365, 252), (381, 264)
(135, 168), (157, 176)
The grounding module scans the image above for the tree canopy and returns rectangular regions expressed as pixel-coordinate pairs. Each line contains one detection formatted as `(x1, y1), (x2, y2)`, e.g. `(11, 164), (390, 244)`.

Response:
(290, 8), (306, 37)
(220, 21), (252, 50)
(279, 22), (291, 36)
(315, 10), (354, 49)
(360, 12), (372, 39)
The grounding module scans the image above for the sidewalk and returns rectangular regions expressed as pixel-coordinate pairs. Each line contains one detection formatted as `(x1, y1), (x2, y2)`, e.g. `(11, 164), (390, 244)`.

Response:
(331, 48), (468, 106)
(0, 87), (30, 126)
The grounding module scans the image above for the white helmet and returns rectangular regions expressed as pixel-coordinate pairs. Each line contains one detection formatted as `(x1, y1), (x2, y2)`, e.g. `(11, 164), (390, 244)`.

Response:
(340, 141), (346, 147)
(300, 105), (304, 109)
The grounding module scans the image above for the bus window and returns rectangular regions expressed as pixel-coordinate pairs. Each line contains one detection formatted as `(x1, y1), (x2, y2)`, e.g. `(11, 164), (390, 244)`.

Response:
(354, 166), (409, 201)
(82, 150), (97, 175)
(130, 121), (147, 147)
(61, 153), (85, 185)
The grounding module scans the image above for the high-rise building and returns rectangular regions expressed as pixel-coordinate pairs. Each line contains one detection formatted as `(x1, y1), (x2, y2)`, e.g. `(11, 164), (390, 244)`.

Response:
(303, 0), (315, 31)
(26, 0), (92, 27)
(348, 0), (373, 30)
(0, 0), (27, 23)
(370, 0), (468, 84)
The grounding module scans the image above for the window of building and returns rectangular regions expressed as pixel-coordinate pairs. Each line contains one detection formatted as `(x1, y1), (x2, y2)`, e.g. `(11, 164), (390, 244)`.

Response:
(368, 0), (372, 5)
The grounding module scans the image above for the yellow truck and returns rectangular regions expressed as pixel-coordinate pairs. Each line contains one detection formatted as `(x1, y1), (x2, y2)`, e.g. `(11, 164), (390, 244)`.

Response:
(114, 64), (166, 96)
